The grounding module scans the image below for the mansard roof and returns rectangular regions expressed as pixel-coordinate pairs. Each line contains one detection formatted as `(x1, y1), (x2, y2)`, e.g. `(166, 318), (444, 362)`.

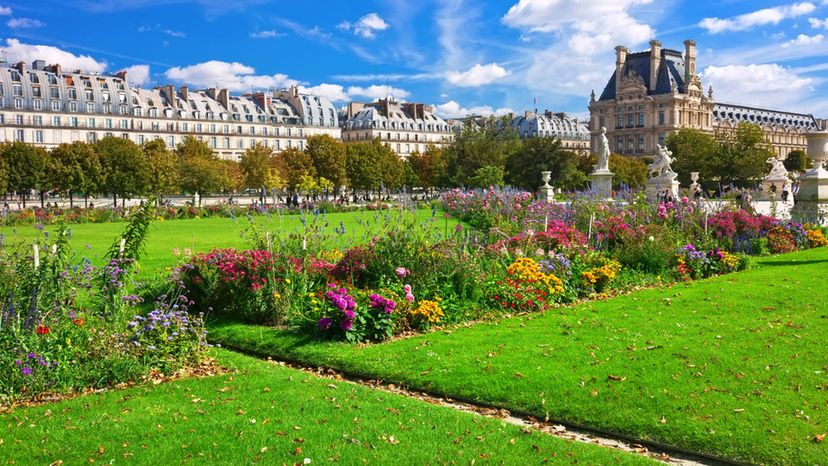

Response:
(713, 102), (819, 130)
(598, 49), (686, 101)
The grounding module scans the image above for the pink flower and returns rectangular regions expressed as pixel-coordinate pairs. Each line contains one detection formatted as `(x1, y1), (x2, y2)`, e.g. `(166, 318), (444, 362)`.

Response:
(403, 284), (412, 293)
(405, 293), (414, 302)
(395, 267), (409, 278)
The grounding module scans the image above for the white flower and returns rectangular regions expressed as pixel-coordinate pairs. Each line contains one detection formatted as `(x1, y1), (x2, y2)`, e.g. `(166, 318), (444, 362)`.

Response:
(648, 236), (655, 242)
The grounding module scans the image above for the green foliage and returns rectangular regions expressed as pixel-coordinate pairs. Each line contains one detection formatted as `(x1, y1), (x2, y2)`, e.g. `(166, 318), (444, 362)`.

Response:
(305, 134), (347, 190)
(96, 136), (150, 202)
(275, 147), (316, 191)
(240, 143), (280, 191)
(1, 141), (47, 202)
(665, 128), (719, 186)
(717, 122), (776, 185)
(407, 145), (448, 189)
(608, 154), (648, 189)
(345, 139), (384, 191)
(143, 139), (179, 195)
(613, 224), (678, 274)
(783, 149), (810, 172)
(469, 165), (506, 188)
(48, 141), (102, 204)
(445, 118), (520, 186)
(175, 137), (226, 195)
(506, 137), (578, 191)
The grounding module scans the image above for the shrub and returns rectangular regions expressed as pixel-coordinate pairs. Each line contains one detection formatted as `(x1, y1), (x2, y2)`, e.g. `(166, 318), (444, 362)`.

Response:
(614, 224), (677, 274)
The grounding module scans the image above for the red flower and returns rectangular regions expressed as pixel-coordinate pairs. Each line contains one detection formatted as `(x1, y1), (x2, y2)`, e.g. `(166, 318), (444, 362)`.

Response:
(36, 325), (50, 335)
(72, 318), (85, 327)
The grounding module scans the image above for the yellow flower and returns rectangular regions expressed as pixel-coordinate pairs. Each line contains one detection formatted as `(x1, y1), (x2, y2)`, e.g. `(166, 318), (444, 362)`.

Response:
(410, 299), (445, 324)
(285, 278), (291, 284)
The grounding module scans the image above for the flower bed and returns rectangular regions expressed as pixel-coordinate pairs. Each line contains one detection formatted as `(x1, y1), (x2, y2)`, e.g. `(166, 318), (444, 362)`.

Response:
(0, 204), (210, 403)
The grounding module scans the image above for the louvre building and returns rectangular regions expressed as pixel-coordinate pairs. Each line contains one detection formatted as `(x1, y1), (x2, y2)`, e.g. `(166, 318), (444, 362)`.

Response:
(0, 60), (340, 159)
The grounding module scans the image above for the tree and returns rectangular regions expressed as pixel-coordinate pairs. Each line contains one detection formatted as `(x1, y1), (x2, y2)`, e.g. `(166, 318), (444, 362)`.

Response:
(407, 145), (447, 192)
(1, 142), (47, 208)
(220, 159), (245, 193)
(665, 128), (719, 186)
(444, 118), (521, 186)
(48, 141), (102, 208)
(144, 139), (179, 197)
(379, 143), (404, 190)
(469, 165), (506, 188)
(717, 122), (776, 186)
(506, 137), (578, 191)
(240, 143), (282, 199)
(608, 154), (648, 189)
(96, 137), (150, 207)
(176, 137), (225, 198)
(346, 140), (384, 193)
(784, 149), (811, 172)
(275, 147), (316, 193)
(306, 135), (347, 192)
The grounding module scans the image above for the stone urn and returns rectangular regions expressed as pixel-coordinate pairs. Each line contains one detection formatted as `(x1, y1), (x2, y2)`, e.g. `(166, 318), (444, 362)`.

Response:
(538, 171), (555, 203)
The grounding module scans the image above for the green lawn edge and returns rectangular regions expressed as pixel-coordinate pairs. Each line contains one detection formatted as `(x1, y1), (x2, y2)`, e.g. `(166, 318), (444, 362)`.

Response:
(207, 248), (828, 465)
(0, 349), (655, 465)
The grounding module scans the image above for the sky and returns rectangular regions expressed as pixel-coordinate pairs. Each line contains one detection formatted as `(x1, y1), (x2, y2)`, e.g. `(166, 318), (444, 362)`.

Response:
(2, 0), (828, 119)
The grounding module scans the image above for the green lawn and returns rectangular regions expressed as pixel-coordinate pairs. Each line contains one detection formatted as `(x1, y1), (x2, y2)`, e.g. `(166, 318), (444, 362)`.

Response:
(207, 248), (828, 465)
(0, 349), (654, 465)
(0, 208), (452, 279)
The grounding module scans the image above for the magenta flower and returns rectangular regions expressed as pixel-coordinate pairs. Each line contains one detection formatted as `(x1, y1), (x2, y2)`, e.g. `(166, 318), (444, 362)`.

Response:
(395, 267), (409, 278)
(405, 293), (414, 302)
(317, 317), (332, 330)
(340, 318), (353, 331)
(344, 310), (355, 319)
(403, 284), (412, 293)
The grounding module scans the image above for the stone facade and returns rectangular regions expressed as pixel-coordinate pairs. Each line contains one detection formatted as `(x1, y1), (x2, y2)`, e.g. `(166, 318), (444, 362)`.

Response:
(340, 99), (454, 156)
(589, 39), (820, 159)
(0, 60), (340, 160)
(509, 111), (590, 155)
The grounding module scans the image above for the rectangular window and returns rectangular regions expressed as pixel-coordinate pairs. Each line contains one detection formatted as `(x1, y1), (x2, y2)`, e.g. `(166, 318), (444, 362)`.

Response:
(15, 114), (23, 125)
(138, 135), (145, 145)
(286, 128), (291, 137)
(86, 102), (95, 113)
(88, 118), (96, 128)
(182, 123), (189, 132)
(87, 132), (97, 143)
(105, 119), (113, 128)
(615, 115), (623, 129)
(69, 101), (78, 112)
(237, 139), (244, 149)
(168, 136), (175, 147)
(14, 129), (24, 142)
(658, 132), (666, 144)
(50, 87), (60, 99)
(14, 99), (22, 109)
(627, 136), (634, 151)
(638, 112), (644, 126)
(33, 116), (42, 125)
(249, 138), (255, 148)
(70, 117), (78, 127)
(12, 84), (22, 97)
(249, 126), (255, 135)
(224, 137), (230, 149)
(33, 100), (42, 111)
(210, 124), (216, 133)
(626, 114), (634, 127)
(638, 134), (645, 151)
(35, 130), (44, 143)
(120, 119), (128, 129)
(53, 116), (61, 126)
(51, 100), (60, 111)
(210, 137), (216, 148)
(658, 111), (665, 125)
(274, 140), (280, 150)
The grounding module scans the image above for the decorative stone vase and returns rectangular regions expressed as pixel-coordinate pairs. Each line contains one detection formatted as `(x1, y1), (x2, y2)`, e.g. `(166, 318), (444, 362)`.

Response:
(792, 131), (828, 224)
(538, 171), (555, 203)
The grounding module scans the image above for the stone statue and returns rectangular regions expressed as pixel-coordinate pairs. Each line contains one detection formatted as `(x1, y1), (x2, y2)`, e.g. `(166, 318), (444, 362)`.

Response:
(594, 127), (611, 173)
(648, 145), (676, 179)
(766, 157), (788, 179)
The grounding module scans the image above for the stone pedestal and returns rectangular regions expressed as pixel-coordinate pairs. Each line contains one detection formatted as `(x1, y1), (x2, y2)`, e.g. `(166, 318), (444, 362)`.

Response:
(590, 171), (613, 199)
(645, 175), (680, 203)
(538, 170), (555, 203)
(792, 131), (828, 225)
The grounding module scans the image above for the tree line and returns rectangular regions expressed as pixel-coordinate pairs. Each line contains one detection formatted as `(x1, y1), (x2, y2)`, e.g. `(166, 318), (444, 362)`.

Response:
(0, 119), (787, 207)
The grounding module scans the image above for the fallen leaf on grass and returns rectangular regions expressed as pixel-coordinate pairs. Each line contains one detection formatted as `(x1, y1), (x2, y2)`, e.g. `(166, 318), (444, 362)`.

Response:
(607, 375), (626, 382)
(815, 433), (826, 443)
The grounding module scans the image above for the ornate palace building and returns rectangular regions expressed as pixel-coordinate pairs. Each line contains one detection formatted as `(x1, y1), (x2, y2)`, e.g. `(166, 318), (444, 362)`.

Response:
(589, 39), (820, 159)
(509, 110), (591, 155)
(0, 60), (340, 160)
(340, 98), (454, 156)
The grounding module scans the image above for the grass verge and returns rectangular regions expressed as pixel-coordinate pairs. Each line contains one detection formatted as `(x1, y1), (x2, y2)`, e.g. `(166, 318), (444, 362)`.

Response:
(208, 248), (828, 465)
(0, 349), (654, 465)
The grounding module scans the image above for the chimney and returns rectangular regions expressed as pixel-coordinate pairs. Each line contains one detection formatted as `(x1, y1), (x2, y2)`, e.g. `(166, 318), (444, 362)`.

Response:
(180, 85), (188, 102)
(615, 46), (627, 90)
(14, 61), (26, 73)
(114, 69), (128, 83)
(32, 60), (45, 71)
(649, 40), (662, 93)
(252, 91), (271, 110)
(684, 39), (697, 83)
(206, 87), (217, 100)
(46, 63), (62, 75)
(524, 110), (532, 118)
(160, 85), (176, 106)
(217, 89), (229, 109)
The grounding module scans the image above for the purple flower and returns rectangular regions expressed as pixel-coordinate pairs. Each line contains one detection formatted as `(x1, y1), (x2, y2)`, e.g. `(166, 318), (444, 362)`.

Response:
(317, 317), (332, 330)
(21, 366), (33, 376)
(343, 310), (355, 319)
(395, 267), (409, 279)
(340, 318), (353, 331)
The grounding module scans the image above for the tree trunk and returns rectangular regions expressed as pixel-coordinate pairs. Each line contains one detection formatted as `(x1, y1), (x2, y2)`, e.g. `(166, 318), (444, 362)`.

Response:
(84, 193), (89, 209)
(40, 191), (45, 209)
(122, 198), (126, 209)
(113, 193), (117, 209)
(69, 192), (74, 209)
(22, 192), (26, 209)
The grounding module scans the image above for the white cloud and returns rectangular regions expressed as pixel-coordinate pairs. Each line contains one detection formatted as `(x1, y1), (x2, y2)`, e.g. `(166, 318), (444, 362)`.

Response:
(298, 83), (349, 102)
(809, 16), (828, 28)
(165, 60), (298, 92)
(503, 0), (653, 33)
(297, 83), (411, 102)
(703, 64), (815, 109)
(7, 17), (45, 28)
(782, 33), (823, 47)
(699, 2), (816, 34)
(338, 12), (389, 39)
(433, 100), (514, 119)
(121, 64), (151, 87)
(164, 29), (186, 38)
(249, 29), (284, 39)
(0, 5), (11, 15)
(0, 38), (107, 73)
(446, 63), (509, 87)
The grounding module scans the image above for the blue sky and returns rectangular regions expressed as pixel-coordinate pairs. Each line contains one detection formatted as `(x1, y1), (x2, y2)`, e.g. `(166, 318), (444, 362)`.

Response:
(2, 0), (828, 118)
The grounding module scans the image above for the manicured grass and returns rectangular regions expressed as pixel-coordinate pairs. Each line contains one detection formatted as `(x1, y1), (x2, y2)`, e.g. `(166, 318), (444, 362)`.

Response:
(0, 349), (654, 465)
(0, 208), (452, 279)
(208, 248), (828, 465)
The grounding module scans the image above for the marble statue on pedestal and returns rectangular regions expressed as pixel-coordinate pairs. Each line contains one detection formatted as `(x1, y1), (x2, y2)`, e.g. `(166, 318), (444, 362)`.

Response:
(648, 145), (676, 179)
(645, 145), (680, 202)
(594, 127), (611, 173)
